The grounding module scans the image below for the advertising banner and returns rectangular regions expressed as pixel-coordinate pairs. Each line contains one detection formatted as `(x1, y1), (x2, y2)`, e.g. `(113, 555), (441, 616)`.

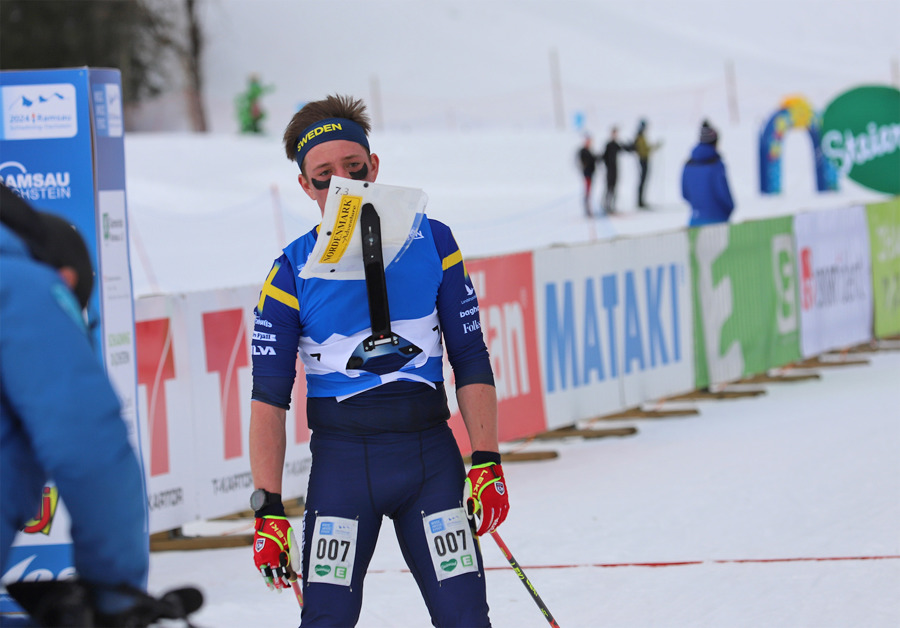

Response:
(446, 252), (547, 452)
(534, 232), (693, 427)
(758, 95), (838, 195)
(821, 85), (900, 195)
(1, 68), (144, 613)
(136, 287), (313, 533)
(180, 288), (258, 520)
(176, 287), (311, 522)
(866, 197), (900, 337)
(691, 218), (802, 389)
(795, 206), (873, 357)
(135, 295), (201, 533)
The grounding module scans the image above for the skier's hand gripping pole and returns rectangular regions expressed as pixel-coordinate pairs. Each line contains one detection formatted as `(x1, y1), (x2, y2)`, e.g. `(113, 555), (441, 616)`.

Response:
(253, 515), (301, 592)
(464, 451), (509, 536)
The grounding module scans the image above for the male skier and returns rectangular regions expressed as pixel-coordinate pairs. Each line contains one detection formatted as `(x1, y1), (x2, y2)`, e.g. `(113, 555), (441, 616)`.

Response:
(248, 94), (509, 626)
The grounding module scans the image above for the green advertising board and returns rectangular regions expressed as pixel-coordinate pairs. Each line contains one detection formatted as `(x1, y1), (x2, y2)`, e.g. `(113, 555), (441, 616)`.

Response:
(866, 197), (900, 337)
(821, 85), (900, 195)
(691, 218), (802, 389)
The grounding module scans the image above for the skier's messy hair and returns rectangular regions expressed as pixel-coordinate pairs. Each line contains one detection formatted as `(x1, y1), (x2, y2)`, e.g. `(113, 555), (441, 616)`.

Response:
(283, 94), (372, 170)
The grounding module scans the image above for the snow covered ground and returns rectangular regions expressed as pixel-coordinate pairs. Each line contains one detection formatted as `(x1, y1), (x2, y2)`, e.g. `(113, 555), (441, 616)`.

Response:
(150, 348), (900, 627)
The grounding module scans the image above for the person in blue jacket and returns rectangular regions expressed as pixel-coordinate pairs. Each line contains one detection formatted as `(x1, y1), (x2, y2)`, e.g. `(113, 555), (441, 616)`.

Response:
(682, 120), (735, 227)
(248, 95), (509, 627)
(0, 184), (149, 624)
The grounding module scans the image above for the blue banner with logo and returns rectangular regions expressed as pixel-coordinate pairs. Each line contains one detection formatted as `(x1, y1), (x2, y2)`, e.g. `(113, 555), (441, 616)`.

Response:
(1, 67), (147, 619)
(1, 69), (99, 346)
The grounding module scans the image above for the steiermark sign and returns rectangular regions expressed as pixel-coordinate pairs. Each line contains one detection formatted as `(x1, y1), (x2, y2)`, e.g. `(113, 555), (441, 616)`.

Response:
(821, 85), (900, 195)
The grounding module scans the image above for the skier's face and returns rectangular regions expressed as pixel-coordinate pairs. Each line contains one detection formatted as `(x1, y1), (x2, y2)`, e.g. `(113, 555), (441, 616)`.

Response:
(298, 140), (379, 214)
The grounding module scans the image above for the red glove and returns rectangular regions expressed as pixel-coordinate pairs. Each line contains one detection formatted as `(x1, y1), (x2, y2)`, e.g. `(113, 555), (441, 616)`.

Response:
(254, 516), (300, 591)
(464, 451), (509, 536)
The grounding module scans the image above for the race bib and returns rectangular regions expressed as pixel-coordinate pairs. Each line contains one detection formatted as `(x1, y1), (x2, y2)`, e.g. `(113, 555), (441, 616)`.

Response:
(307, 516), (358, 587)
(422, 508), (479, 582)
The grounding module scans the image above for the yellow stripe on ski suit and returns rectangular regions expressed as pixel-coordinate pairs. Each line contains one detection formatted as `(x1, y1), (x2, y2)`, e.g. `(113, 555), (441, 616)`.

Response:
(442, 249), (463, 271)
(258, 263), (299, 312)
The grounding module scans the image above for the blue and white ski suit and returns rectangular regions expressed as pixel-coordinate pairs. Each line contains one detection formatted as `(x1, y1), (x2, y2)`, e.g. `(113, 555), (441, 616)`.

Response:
(252, 216), (495, 626)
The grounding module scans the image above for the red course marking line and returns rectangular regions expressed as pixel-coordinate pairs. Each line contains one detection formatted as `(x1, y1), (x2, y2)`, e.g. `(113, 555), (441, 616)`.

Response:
(478, 555), (900, 571)
(368, 555), (900, 574)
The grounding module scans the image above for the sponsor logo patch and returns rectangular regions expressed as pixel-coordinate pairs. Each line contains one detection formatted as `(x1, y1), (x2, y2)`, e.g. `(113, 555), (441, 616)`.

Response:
(2, 82), (78, 140)
(319, 195), (362, 264)
(440, 559), (458, 572)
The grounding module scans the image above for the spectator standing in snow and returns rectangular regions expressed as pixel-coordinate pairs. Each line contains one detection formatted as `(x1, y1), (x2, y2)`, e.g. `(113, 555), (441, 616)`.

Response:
(0, 184), (150, 625)
(248, 94), (508, 626)
(236, 74), (274, 134)
(632, 118), (662, 208)
(599, 126), (631, 215)
(682, 120), (735, 227)
(577, 134), (598, 216)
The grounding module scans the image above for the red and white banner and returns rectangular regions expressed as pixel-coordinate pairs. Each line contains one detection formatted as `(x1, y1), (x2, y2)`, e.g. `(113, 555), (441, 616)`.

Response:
(135, 288), (311, 533)
(446, 252), (547, 453)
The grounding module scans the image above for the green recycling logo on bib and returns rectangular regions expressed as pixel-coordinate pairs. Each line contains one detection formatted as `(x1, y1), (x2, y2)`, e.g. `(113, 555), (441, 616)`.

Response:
(821, 85), (900, 195)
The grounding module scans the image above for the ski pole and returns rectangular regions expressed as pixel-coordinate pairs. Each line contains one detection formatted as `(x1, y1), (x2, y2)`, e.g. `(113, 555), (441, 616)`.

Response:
(489, 531), (560, 628)
(291, 579), (303, 608)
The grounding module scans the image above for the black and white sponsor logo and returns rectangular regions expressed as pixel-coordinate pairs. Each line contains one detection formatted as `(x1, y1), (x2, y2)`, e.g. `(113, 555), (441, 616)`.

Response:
(459, 283), (477, 306)
(211, 471), (254, 496)
(252, 345), (276, 356)
(252, 331), (276, 342)
(462, 319), (481, 334)
(255, 317), (273, 328)
(148, 487), (184, 511)
(458, 305), (479, 318)
(284, 459), (311, 478)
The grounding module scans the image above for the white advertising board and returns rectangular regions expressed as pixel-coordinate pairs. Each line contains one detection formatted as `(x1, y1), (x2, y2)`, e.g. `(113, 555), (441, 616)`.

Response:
(794, 206), (873, 357)
(533, 231), (694, 428)
(135, 287), (312, 532)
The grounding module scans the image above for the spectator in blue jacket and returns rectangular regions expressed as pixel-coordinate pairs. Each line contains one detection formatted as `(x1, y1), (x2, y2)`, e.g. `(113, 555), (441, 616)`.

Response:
(682, 120), (735, 227)
(0, 184), (149, 624)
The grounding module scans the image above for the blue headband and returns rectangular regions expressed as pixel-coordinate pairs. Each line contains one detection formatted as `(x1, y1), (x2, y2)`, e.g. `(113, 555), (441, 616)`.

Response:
(294, 117), (370, 170)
